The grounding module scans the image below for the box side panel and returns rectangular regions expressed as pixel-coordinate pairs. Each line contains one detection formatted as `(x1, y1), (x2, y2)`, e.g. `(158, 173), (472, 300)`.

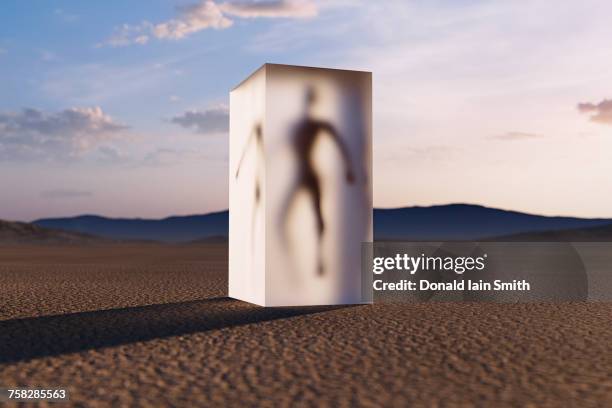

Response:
(229, 67), (266, 306)
(265, 64), (372, 306)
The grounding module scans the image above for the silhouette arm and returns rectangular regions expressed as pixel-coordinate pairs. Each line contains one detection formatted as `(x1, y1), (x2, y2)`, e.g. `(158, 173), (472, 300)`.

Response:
(235, 129), (255, 178)
(321, 122), (354, 183)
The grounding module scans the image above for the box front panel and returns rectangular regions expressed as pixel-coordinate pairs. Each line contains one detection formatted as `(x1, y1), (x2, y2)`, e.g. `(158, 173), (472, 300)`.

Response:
(265, 65), (372, 306)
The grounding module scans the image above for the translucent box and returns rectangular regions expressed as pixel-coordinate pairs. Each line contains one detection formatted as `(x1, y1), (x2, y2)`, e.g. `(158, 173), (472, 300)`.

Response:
(229, 63), (372, 306)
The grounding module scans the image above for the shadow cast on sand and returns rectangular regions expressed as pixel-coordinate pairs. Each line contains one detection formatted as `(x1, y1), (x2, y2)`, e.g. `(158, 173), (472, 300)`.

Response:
(0, 297), (350, 363)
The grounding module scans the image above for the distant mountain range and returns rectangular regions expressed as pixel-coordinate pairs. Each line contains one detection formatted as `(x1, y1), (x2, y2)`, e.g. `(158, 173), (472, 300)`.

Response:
(374, 204), (612, 240)
(28, 204), (612, 243)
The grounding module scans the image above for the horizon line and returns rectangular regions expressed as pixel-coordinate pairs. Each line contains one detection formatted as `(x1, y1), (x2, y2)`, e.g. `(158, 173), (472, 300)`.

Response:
(7, 202), (612, 224)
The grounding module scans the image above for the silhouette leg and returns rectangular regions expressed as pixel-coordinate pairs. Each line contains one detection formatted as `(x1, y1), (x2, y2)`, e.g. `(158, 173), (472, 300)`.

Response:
(307, 176), (325, 276)
(279, 181), (300, 247)
(277, 181), (303, 285)
(310, 180), (324, 237)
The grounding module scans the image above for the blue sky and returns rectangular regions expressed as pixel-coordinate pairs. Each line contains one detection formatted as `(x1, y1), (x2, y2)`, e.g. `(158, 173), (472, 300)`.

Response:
(1, 0), (612, 221)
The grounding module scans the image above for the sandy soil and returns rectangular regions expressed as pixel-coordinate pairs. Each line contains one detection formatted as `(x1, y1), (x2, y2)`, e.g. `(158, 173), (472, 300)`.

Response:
(0, 244), (611, 407)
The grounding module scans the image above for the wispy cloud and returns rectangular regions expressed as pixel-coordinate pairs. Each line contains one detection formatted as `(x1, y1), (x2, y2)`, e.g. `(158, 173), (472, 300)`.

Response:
(95, 145), (129, 164)
(42, 61), (181, 104)
(142, 148), (199, 166)
(0, 107), (128, 160)
(40, 189), (93, 199)
(490, 132), (543, 141)
(101, 0), (317, 47)
(102, 23), (153, 47)
(170, 105), (229, 135)
(578, 99), (612, 125)
(382, 145), (457, 163)
(40, 50), (59, 62)
(54, 9), (79, 23)
(94, 145), (217, 167)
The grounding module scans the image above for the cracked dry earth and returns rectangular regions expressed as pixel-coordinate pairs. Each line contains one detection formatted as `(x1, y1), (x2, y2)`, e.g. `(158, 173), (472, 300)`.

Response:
(0, 244), (611, 407)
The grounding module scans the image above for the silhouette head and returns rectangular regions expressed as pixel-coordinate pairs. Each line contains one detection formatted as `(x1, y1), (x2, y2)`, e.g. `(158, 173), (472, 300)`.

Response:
(305, 86), (317, 109)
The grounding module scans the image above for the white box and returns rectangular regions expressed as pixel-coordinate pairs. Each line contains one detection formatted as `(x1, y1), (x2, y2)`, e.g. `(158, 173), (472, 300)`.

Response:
(229, 64), (372, 306)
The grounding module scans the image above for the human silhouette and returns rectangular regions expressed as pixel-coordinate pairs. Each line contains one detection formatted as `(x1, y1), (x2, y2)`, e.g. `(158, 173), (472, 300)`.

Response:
(281, 86), (355, 276)
(236, 122), (264, 253)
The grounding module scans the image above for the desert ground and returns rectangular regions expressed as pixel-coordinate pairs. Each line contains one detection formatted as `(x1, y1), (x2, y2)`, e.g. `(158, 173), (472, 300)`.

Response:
(0, 244), (611, 407)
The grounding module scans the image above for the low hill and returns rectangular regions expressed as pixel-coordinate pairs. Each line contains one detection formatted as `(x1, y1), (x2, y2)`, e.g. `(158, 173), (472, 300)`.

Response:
(0, 219), (109, 245)
(35, 211), (229, 243)
(32, 204), (612, 242)
(492, 222), (612, 241)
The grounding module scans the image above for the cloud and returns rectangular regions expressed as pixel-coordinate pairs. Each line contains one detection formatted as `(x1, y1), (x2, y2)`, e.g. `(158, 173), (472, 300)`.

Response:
(40, 189), (93, 199)
(220, 0), (317, 18)
(101, 0), (317, 46)
(490, 132), (544, 141)
(170, 106), (229, 135)
(152, 1), (233, 40)
(577, 99), (612, 125)
(0, 107), (128, 160)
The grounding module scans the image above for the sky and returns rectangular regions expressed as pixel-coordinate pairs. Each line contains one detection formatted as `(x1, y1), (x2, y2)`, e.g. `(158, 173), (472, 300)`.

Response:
(1, 0), (611, 221)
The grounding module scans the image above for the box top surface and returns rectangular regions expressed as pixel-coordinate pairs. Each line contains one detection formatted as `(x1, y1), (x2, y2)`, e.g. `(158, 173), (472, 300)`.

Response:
(231, 64), (266, 92)
(231, 63), (371, 92)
